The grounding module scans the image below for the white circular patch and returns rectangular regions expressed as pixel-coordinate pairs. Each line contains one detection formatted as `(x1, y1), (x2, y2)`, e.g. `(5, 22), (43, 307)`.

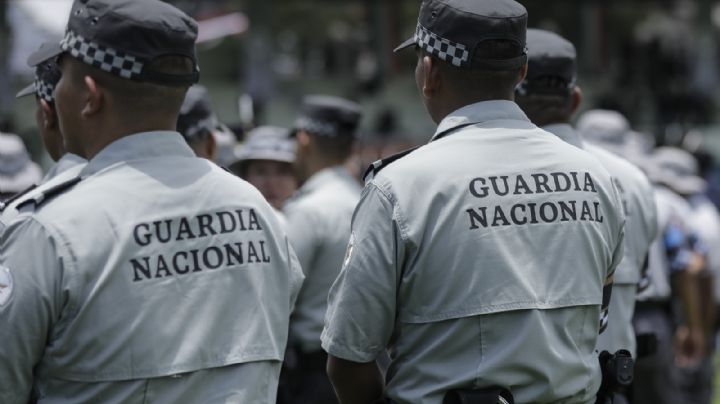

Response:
(343, 233), (355, 268)
(0, 266), (14, 306)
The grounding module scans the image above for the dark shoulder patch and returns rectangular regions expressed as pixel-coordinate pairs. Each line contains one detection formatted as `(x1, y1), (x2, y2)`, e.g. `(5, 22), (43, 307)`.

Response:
(0, 184), (38, 212)
(15, 176), (82, 212)
(363, 146), (420, 184)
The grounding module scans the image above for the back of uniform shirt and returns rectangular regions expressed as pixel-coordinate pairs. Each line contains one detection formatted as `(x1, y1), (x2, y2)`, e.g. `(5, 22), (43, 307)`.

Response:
(381, 127), (623, 323)
(30, 155), (303, 384)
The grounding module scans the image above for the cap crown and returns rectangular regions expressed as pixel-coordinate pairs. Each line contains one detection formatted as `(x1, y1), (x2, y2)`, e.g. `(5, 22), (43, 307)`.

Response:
(521, 29), (577, 94)
(399, 0), (528, 70)
(62, 0), (199, 85)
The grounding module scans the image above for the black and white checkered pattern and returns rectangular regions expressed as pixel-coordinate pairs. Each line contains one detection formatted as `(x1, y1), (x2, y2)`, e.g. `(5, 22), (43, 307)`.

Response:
(414, 24), (469, 67)
(35, 79), (55, 103)
(295, 116), (338, 137)
(61, 30), (144, 80)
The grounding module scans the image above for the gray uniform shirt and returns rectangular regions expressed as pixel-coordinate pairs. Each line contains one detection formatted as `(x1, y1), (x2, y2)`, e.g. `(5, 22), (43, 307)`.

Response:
(0, 132), (304, 404)
(687, 195), (720, 302)
(544, 124), (657, 356)
(322, 101), (625, 404)
(284, 166), (361, 351)
(0, 153), (86, 233)
(638, 185), (693, 302)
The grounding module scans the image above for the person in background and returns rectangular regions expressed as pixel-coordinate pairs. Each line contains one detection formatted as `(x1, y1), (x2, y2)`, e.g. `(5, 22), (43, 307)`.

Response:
(230, 125), (297, 212)
(280, 95), (362, 404)
(648, 146), (717, 404)
(0, 133), (42, 201)
(1, 41), (87, 231)
(177, 85), (219, 161)
(515, 29), (658, 403)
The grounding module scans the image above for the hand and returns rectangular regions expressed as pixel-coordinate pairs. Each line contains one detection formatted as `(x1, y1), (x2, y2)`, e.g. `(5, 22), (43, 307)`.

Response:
(674, 325), (705, 367)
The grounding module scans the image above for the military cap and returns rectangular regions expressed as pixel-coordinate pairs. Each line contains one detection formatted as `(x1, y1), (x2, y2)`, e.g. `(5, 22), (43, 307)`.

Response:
(30, 0), (200, 86)
(16, 42), (63, 104)
(236, 126), (296, 164)
(292, 95), (362, 138)
(177, 85), (217, 143)
(646, 147), (706, 196)
(394, 0), (528, 70)
(517, 29), (577, 95)
(0, 133), (43, 195)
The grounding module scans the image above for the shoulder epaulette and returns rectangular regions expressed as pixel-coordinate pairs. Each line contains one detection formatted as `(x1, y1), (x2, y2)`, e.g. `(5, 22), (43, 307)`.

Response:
(0, 184), (38, 212)
(15, 176), (82, 211)
(363, 146), (420, 184)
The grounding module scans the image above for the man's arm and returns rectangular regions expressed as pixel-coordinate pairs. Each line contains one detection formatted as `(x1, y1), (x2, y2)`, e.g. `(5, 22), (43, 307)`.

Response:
(321, 182), (403, 402)
(327, 356), (384, 404)
(0, 217), (65, 403)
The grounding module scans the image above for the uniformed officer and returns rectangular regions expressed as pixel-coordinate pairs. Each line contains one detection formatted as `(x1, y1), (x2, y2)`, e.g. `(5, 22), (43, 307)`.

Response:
(629, 148), (706, 404)
(321, 1), (625, 403)
(647, 147), (716, 404)
(0, 42), (87, 232)
(177, 85), (219, 160)
(231, 125), (298, 211)
(515, 29), (658, 367)
(280, 95), (362, 403)
(0, 133), (42, 201)
(576, 109), (653, 164)
(0, 1), (303, 403)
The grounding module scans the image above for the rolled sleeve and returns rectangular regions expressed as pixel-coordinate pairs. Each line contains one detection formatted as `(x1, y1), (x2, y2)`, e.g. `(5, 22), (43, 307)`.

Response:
(321, 182), (403, 363)
(0, 217), (66, 403)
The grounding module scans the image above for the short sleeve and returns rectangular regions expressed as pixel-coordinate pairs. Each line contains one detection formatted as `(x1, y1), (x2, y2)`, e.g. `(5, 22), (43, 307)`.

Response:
(0, 217), (67, 403)
(607, 177), (626, 280)
(321, 182), (404, 363)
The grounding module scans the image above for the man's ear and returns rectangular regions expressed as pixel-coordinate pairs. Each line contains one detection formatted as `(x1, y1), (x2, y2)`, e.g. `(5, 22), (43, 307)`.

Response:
(421, 55), (441, 100)
(38, 99), (57, 130)
(296, 130), (312, 148)
(570, 86), (583, 116)
(82, 75), (102, 118)
(517, 63), (529, 85)
(206, 132), (218, 161)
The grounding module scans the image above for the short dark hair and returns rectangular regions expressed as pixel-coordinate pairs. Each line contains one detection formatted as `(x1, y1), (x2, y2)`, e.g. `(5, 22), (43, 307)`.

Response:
(429, 40), (525, 98)
(310, 131), (355, 162)
(67, 54), (193, 116)
(515, 77), (574, 126)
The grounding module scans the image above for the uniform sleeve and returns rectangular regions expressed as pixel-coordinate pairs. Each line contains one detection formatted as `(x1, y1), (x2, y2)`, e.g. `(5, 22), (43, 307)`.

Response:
(285, 236), (305, 311)
(321, 183), (403, 363)
(284, 204), (319, 276)
(600, 179), (626, 334)
(0, 217), (67, 403)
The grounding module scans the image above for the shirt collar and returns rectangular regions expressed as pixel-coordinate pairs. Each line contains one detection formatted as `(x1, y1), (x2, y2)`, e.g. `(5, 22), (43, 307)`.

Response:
(81, 131), (195, 177)
(543, 123), (584, 148)
(42, 153), (86, 182)
(297, 165), (356, 196)
(432, 100), (531, 141)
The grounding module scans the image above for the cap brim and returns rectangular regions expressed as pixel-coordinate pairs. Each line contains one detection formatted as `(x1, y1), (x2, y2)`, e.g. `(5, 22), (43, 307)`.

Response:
(393, 36), (416, 53)
(27, 41), (63, 67)
(15, 83), (36, 99)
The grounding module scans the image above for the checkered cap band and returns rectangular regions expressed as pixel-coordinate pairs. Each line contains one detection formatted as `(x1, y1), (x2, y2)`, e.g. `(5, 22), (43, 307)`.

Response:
(415, 24), (470, 68)
(61, 30), (144, 80)
(295, 116), (338, 137)
(35, 79), (55, 103)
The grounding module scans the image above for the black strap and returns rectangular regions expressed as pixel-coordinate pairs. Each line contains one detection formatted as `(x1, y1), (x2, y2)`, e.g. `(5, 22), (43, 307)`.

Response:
(363, 121), (479, 183)
(15, 176), (82, 211)
(0, 184), (37, 212)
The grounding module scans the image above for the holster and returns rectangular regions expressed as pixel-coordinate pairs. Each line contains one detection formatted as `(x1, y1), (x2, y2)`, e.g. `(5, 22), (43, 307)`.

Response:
(443, 387), (514, 404)
(595, 349), (634, 404)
